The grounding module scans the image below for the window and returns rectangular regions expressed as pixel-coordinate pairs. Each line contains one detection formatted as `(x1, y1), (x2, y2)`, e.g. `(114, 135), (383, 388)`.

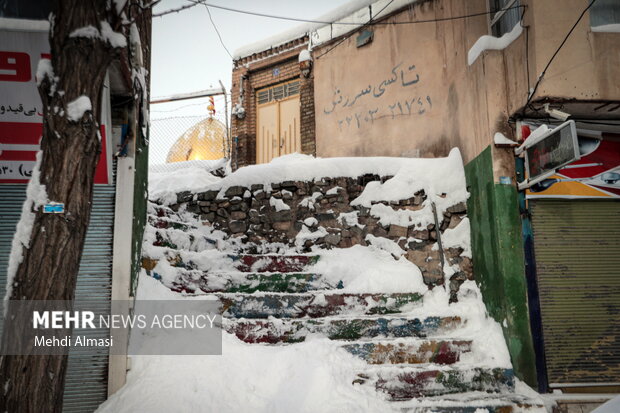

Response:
(256, 80), (300, 105)
(590, 0), (620, 28)
(489, 0), (521, 37)
(0, 0), (51, 20)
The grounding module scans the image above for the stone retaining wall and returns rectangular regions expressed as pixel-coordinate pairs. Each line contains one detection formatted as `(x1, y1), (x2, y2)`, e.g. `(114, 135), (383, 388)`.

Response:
(165, 174), (472, 299)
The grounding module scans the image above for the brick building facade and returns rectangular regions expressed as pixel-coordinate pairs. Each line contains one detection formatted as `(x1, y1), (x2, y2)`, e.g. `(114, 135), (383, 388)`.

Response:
(231, 36), (315, 169)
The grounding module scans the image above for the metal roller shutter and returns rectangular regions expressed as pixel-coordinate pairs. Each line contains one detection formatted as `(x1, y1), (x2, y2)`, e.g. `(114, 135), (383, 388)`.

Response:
(530, 199), (620, 387)
(0, 184), (115, 412)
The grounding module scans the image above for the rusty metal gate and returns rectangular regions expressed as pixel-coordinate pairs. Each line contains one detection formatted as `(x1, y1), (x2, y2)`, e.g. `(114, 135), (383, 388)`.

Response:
(530, 199), (620, 389)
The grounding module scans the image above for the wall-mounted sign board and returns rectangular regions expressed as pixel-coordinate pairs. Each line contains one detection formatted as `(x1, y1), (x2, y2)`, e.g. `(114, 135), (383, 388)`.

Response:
(0, 25), (112, 184)
(525, 120), (580, 182)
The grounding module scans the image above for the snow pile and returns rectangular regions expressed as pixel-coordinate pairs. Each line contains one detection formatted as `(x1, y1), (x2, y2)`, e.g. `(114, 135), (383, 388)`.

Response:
(468, 23), (523, 65)
(96, 274), (538, 413)
(66, 95), (92, 122)
(298, 49), (312, 62)
(35, 58), (54, 87)
(308, 244), (425, 293)
(232, 0), (374, 59)
(233, 0), (417, 59)
(269, 197), (290, 212)
(69, 25), (100, 39)
(435, 218), (472, 258)
(364, 234), (406, 258)
(69, 22), (127, 48)
(149, 159), (227, 204)
(493, 132), (518, 146)
(3, 152), (48, 312)
(154, 149), (468, 210)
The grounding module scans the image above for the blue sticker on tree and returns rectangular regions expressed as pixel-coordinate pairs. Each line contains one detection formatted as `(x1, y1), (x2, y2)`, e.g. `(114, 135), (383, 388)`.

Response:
(43, 203), (64, 214)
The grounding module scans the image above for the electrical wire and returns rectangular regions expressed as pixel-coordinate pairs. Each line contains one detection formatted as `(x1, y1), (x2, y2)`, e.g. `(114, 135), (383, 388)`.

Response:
(150, 95), (227, 113)
(153, 1), (200, 17)
(154, 0), (524, 28)
(203, 3), (233, 59)
(315, 0), (394, 60)
(523, 0), (598, 111)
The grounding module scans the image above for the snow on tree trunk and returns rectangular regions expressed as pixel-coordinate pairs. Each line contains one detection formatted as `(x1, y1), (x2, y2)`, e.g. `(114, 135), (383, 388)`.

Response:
(0, 1), (128, 411)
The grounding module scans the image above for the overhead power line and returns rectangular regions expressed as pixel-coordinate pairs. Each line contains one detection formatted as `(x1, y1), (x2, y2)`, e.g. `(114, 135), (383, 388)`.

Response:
(523, 0), (598, 111)
(203, 3), (233, 59)
(154, 1), (524, 28)
(153, 1), (200, 17)
(315, 0), (395, 60)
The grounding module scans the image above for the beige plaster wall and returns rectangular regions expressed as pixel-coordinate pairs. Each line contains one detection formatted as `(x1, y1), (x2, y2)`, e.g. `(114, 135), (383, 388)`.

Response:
(527, 0), (620, 102)
(313, 0), (620, 164)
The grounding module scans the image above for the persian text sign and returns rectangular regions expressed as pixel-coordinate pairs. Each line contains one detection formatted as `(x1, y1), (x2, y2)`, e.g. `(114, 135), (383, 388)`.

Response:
(0, 25), (110, 184)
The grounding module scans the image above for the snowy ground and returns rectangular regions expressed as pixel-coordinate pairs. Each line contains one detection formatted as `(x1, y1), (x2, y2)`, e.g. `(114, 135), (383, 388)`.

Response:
(96, 153), (546, 412)
(97, 274), (532, 413)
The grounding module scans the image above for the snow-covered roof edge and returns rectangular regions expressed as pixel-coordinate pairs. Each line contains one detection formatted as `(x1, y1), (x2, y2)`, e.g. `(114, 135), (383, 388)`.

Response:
(233, 0), (417, 60)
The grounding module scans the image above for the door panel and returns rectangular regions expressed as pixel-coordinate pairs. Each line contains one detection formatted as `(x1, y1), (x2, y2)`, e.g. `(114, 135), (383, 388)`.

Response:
(256, 80), (300, 164)
(279, 96), (300, 156)
(257, 102), (278, 164)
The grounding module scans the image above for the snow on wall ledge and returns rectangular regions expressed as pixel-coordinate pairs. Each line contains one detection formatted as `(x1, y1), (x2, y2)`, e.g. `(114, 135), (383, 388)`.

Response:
(467, 23), (523, 66)
(150, 149), (473, 298)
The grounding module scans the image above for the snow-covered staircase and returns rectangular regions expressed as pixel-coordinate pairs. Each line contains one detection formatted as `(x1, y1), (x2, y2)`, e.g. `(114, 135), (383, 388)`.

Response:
(140, 201), (546, 412)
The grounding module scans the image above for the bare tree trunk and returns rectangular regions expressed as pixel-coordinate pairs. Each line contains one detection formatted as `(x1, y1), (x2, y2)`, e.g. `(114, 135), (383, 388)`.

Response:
(0, 1), (125, 411)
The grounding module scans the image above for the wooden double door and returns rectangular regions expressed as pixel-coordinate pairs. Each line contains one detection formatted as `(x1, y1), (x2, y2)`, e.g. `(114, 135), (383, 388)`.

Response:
(256, 80), (300, 164)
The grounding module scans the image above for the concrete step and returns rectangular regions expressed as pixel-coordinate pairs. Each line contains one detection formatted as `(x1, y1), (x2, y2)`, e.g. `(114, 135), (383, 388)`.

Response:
(142, 254), (320, 274)
(150, 227), (218, 251)
(400, 397), (546, 412)
(148, 215), (196, 232)
(231, 254), (320, 273)
(149, 203), (177, 219)
(146, 268), (342, 294)
(341, 339), (471, 365)
(218, 292), (423, 318)
(225, 316), (462, 344)
(355, 367), (514, 400)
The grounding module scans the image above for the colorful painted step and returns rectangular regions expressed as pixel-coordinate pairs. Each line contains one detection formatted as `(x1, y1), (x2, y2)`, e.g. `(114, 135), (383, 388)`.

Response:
(149, 204), (176, 218)
(342, 339), (471, 365)
(143, 254), (320, 274)
(150, 227), (218, 251)
(365, 367), (514, 400)
(148, 268), (342, 294)
(218, 292), (423, 318)
(226, 316), (462, 344)
(147, 215), (195, 232)
(404, 404), (535, 413)
(230, 254), (320, 273)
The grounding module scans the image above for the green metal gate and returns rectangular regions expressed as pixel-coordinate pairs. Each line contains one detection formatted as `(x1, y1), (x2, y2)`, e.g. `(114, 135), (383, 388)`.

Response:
(530, 199), (620, 388)
(0, 184), (115, 412)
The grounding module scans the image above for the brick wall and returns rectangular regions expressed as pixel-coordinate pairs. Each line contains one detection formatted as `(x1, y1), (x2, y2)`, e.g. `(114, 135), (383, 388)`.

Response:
(231, 37), (316, 169)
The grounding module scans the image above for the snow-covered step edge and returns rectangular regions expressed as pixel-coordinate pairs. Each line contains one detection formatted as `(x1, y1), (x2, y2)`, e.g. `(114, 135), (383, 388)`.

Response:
(224, 315), (463, 344)
(342, 339), (471, 365)
(217, 292), (422, 318)
(357, 366), (515, 400)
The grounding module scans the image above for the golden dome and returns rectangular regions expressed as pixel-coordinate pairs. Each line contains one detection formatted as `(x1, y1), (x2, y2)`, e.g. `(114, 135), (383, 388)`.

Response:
(166, 117), (226, 163)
